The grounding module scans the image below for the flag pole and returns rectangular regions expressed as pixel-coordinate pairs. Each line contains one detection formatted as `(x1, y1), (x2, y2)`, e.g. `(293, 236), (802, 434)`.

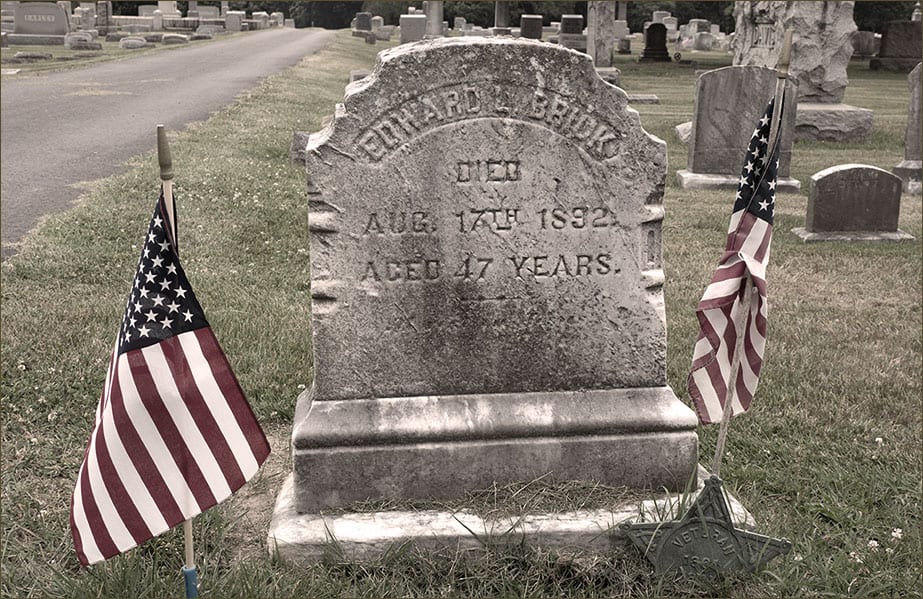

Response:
(710, 31), (792, 479)
(157, 125), (198, 599)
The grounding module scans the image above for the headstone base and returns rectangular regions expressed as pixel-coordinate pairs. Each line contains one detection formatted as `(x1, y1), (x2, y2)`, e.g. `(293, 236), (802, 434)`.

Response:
(5, 33), (65, 45)
(676, 170), (801, 192)
(893, 159), (922, 195)
(268, 466), (754, 564)
(794, 103), (874, 142)
(626, 94), (659, 104)
(291, 387), (698, 512)
(791, 227), (915, 243)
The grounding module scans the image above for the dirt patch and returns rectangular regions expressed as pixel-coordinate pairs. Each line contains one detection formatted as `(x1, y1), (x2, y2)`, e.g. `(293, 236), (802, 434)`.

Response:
(224, 423), (292, 563)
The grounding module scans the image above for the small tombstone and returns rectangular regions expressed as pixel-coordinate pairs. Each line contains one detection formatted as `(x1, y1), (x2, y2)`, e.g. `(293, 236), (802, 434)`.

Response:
(793, 165), (913, 242)
(894, 63), (922, 194)
(559, 13), (582, 34)
(198, 5), (219, 19)
(852, 30), (877, 57)
(364, 31), (375, 44)
(494, 0), (509, 27)
(587, 1), (616, 67)
(639, 22), (669, 61)
(220, 0), (228, 16)
(138, 4), (157, 16)
(95, 0), (110, 33)
(161, 32), (188, 44)
(519, 14), (542, 40)
(423, 0), (442, 38)
(190, 31), (212, 40)
(614, 19), (629, 39)
(224, 10), (243, 32)
(63, 30), (91, 47)
(14, 2), (69, 35)
(710, 23), (720, 35)
(662, 16), (677, 31)
(119, 36), (148, 49)
(143, 31), (162, 42)
(371, 15), (383, 31)
(151, 8), (162, 30)
(870, 20), (922, 72)
(688, 18), (709, 33)
(399, 13), (426, 43)
(694, 31), (714, 51)
(651, 10), (669, 24)
(285, 37), (697, 514)
(676, 66), (800, 192)
(617, 37), (630, 54)
(354, 11), (372, 31)
(186, 0), (197, 17)
(453, 16), (465, 30)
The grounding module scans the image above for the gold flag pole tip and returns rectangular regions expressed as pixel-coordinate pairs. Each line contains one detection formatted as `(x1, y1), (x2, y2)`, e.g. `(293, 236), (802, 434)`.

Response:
(157, 124), (174, 181)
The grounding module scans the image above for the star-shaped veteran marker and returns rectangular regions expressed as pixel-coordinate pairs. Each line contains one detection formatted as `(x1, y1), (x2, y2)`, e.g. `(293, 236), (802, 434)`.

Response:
(622, 476), (791, 577)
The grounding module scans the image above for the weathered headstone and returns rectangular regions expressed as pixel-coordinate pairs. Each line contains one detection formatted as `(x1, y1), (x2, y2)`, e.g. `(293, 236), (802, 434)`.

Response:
(494, 0), (509, 28)
(614, 19), (628, 39)
(676, 66), (800, 191)
(694, 31), (714, 51)
(220, 1), (228, 16)
(639, 22), (669, 62)
(95, 0), (110, 34)
(733, 1), (872, 142)
(453, 16), (465, 30)
(119, 35), (148, 49)
(651, 10), (669, 24)
(157, 0), (179, 17)
(688, 18), (710, 33)
(894, 63), (922, 194)
(587, 1), (616, 67)
(870, 20), (923, 72)
(286, 37), (697, 513)
(199, 5), (219, 19)
(793, 165), (913, 242)
(424, 0), (442, 38)
(224, 10), (242, 32)
(354, 11), (371, 31)
(161, 32), (188, 44)
(13, 2), (68, 35)
(371, 16), (383, 30)
(852, 30), (878, 57)
(399, 13), (425, 43)
(63, 30), (91, 47)
(558, 14), (585, 51)
(519, 14), (542, 40)
(186, 0), (198, 18)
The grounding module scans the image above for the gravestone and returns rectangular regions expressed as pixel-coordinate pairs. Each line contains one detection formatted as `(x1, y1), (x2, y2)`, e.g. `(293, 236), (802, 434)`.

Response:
(424, 0), (442, 38)
(519, 14), (542, 40)
(13, 2), (68, 34)
(198, 5), (219, 19)
(688, 18), (709, 33)
(676, 66), (801, 192)
(651, 10), (669, 24)
(157, 1), (179, 17)
(453, 16), (465, 30)
(354, 11), (371, 31)
(371, 16), (383, 30)
(287, 37), (697, 513)
(894, 63), (922, 194)
(494, 0), (509, 28)
(220, 1), (228, 16)
(119, 36), (147, 49)
(639, 22), (669, 61)
(852, 30), (878, 57)
(399, 13), (425, 43)
(870, 21), (923, 72)
(186, 0), (197, 17)
(587, 1), (616, 67)
(694, 31), (714, 51)
(558, 14), (585, 51)
(793, 165), (913, 242)
(225, 10), (243, 32)
(733, 1), (872, 142)
(94, 0), (110, 34)
(614, 19), (628, 39)
(138, 4), (157, 16)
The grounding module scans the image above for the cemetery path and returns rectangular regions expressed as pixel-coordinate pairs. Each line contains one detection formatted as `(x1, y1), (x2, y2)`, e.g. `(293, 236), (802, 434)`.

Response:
(0, 27), (335, 259)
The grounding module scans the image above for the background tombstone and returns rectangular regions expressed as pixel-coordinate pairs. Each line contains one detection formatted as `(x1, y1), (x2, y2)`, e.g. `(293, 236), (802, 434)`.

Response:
(186, 0), (197, 18)
(453, 16), (465, 30)
(494, 0), (509, 28)
(286, 37), (697, 513)
(733, 1), (872, 142)
(852, 30), (878, 57)
(354, 11), (371, 31)
(224, 10), (243, 32)
(399, 13), (425, 43)
(11, 1), (68, 42)
(870, 20), (923, 72)
(558, 13), (585, 51)
(424, 0), (442, 38)
(519, 14), (542, 40)
(639, 22), (669, 61)
(894, 63), (922, 194)
(793, 165), (913, 242)
(587, 1), (616, 67)
(676, 66), (800, 191)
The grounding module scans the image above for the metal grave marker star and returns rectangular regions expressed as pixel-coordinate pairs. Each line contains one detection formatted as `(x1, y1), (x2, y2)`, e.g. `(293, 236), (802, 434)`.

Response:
(622, 476), (791, 577)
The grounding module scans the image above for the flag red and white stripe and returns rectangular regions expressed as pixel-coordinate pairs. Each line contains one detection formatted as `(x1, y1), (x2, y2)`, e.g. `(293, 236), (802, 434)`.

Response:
(687, 96), (780, 425)
(71, 193), (269, 566)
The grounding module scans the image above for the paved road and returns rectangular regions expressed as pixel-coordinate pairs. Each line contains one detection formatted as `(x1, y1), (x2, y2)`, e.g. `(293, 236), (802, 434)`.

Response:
(1, 27), (334, 259)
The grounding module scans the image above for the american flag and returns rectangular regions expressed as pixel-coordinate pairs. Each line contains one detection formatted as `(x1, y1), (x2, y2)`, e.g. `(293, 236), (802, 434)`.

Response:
(686, 96), (781, 425)
(71, 192), (270, 566)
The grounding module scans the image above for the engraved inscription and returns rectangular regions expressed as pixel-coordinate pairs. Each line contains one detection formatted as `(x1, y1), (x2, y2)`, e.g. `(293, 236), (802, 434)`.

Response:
(753, 23), (775, 48)
(538, 206), (619, 230)
(362, 211), (436, 236)
(456, 159), (521, 183)
(24, 14), (58, 22)
(455, 208), (523, 233)
(355, 84), (621, 162)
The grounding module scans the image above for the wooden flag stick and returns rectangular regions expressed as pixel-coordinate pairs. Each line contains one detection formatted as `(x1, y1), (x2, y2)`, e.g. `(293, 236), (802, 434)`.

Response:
(711, 278), (753, 478)
(711, 30), (792, 479)
(157, 125), (197, 598)
(157, 125), (178, 248)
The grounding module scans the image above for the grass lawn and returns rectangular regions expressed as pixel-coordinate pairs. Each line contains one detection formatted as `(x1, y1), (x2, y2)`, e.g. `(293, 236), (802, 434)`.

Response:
(1, 30), (920, 597)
